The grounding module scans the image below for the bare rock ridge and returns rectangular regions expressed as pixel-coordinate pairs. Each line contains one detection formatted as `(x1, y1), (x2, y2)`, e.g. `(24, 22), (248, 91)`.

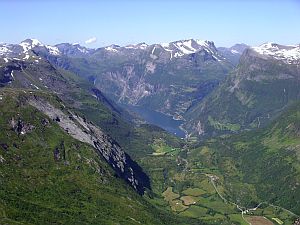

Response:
(28, 96), (150, 195)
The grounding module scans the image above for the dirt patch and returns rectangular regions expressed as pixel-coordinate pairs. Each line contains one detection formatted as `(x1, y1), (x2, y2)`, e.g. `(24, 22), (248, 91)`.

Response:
(245, 216), (274, 225)
(180, 196), (199, 206)
(162, 187), (180, 202)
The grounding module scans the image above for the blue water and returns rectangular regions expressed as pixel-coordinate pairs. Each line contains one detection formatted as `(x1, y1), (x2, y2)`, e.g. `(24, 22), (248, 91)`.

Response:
(122, 105), (185, 138)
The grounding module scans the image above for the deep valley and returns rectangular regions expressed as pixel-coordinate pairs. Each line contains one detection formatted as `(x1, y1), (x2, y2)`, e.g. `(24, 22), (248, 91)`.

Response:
(0, 37), (299, 225)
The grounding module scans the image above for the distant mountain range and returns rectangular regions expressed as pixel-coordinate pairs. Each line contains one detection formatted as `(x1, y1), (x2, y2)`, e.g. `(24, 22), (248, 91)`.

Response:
(1, 39), (300, 138)
(0, 38), (245, 60)
(1, 38), (238, 119)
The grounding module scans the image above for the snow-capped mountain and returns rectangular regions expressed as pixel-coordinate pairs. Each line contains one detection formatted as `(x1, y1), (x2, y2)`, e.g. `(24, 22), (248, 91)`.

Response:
(102, 39), (224, 61)
(252, 42), (300, 64)
(0, 38), (97, 63)
(0, 39), (60, 62)
(0, 44), (15, 57)
(124, 42), (149, 50)
(159, 39), (222, 60)
(19, 39), (44, 52)
(1, 38), (226, 63)
(104, 44), (121, 52)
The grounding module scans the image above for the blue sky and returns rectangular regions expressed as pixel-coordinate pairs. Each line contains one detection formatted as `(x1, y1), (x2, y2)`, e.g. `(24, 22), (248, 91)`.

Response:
(1, 0), (300, 48)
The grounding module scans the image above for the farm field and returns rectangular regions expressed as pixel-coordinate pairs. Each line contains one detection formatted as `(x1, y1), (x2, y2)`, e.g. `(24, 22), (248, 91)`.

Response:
(245, 216), (274, 225)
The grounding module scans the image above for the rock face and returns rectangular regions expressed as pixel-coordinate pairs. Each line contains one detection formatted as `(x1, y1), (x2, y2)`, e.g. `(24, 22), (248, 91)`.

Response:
(185, 43), (300, 137)
(28, 96), (150, 194)
(0, 61), (27, 86)
(294, 218), (300, 225)
(10, 117), (35, 135)
(0, 48), (151, 194)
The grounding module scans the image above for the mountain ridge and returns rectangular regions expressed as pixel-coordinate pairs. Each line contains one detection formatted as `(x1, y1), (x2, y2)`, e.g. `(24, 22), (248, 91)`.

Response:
(184, 42), (300, 137)
(1, 38), (247, 59)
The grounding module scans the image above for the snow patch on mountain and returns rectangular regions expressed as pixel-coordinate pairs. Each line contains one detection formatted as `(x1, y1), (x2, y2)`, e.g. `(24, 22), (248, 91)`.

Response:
(174, 40), (195, 54)
(46, 45), (60, 55)
(252, 43), (300, 64)
(105, 46), (119, 52)
(30, 39), (43, 46)
(160, 39), (222, 60)
(231, 49), (239, 54)
(77, 46), (89, 53)
(20, 39), (43, 52)
(0, 46), (12, 55)
(124, 43), (149, 50)
(195, 39), (211, 47)
(23, 54), (30, 60)
(138, 43), (148, 50)
(151, 46), (156, 55)
(19, 39), (61, 56)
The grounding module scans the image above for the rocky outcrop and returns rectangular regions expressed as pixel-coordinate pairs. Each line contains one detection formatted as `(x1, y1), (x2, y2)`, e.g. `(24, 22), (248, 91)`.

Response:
(10, 117), (35, 135)
(293, 218), (300, 225)
(0, 62), (27, 86)
(28, 96), (150, 194)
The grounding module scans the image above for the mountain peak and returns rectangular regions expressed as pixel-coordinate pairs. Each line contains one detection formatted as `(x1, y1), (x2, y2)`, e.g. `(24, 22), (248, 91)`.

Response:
(166, 38), (214, 48)
(19, 38), (44, 55)
(159, 39), (219, 59)
(105, 44), (120, 52)
(55, 42), (91, 56)
(230, 43), (249, 54)
(124, 42), (148, 50)
(136, 42), (148, 49)
(251, 42), (300, 64)
(195, 39), (215, 47)
(20, 38), (43, 47)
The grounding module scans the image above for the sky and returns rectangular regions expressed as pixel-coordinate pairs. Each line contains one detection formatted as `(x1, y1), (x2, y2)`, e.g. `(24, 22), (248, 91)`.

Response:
(1, 0), (300, 48)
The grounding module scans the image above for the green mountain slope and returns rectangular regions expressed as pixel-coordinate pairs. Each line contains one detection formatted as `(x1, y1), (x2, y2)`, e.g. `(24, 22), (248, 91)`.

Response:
(185, 46), (300, 137)
(130, 102), (300, 225)
(197, 101), (300, 213)
(0, 89), (202, 225)
(0, 56), (204, 224)
(0, 55), (180, 164)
